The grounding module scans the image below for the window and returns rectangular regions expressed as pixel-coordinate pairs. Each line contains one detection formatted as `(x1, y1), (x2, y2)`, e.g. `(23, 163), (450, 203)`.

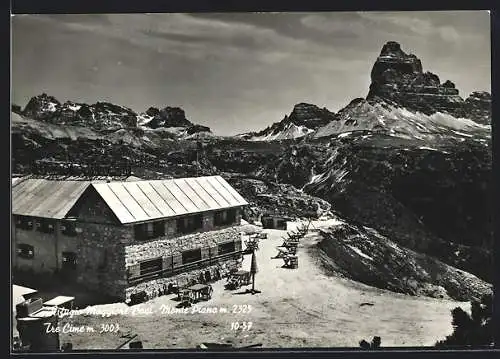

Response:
(139, 257), (162, 276)
(15, 216), (33, 230)
(98, 249), (108, 271)
(177, 214), (203, 234)
(35, 218), (55, 234)
(62, 251), (77, 269)
(214, 209), (237, 226)
(182, 249), (202, 264)
(134, 221), (165, 241)
(218, 241), (235, 255)
(17, 244), (34, 259)
(276, 218), (287, 230)
(153, 222), (165, 236)
(61, 221), (77, 236)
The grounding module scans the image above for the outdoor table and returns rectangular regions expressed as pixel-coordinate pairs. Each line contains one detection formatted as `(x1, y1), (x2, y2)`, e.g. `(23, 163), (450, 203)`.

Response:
(188, 284), (212, 301)
(44, 296), (75, 310)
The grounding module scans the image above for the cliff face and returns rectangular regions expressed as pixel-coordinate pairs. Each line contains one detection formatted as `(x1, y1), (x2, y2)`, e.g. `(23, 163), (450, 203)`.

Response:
(366, 41), (490, 123)
(465, 91), (492, 125)
(367, 41), (463, 116)
(23, 93), (62, 121)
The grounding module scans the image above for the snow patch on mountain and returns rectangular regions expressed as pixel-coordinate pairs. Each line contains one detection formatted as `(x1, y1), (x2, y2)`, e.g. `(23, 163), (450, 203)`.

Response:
(251, 123), (314, 141)
(137, 113), (155, 126)
(312, 98), (490, 141)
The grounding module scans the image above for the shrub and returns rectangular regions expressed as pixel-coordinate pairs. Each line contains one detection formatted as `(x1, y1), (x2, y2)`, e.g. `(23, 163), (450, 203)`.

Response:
(435, 293), (493, 347)
(359, 336), (382, 349)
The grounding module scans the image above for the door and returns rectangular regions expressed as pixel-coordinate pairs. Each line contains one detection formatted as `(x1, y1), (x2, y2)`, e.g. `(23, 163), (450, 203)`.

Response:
(61, 251), (78, 282)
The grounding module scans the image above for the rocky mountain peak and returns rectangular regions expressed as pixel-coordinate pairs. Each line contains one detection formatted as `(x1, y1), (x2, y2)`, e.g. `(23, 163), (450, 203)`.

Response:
(367, 42), (472, 119)
(372, 41), (423, 81)
(292, 102), (320, 112)
(145, 107), (160, 117)
(23, 93), (61, 120)
(380, 41), (405, 57)
(11, 104), (22, 115)
(241, 103), (339, 141)
(465, 91), (492, 125)
(16, 94), (212, 136)
(288, 103), (337, 125)
(467, 91), (491, 101)
(146, 106), (193, 129)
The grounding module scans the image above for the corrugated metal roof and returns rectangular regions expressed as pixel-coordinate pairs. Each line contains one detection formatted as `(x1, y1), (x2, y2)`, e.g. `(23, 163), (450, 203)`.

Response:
(92, 175), (248, 224)
(12, 179), (91, 219)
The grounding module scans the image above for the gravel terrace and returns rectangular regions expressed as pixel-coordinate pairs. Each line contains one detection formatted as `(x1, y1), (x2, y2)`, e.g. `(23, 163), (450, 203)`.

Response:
(58, 220), (469, 349)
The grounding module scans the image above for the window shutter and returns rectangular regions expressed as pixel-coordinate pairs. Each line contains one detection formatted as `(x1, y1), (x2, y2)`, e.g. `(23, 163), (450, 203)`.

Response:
(128, 263), (140, 278)
(234, 239), (242, 252)
(162, 256), (173, 270)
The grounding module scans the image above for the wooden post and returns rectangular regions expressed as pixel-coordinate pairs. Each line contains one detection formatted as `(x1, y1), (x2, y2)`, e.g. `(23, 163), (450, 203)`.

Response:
(250, 250), (258, 294)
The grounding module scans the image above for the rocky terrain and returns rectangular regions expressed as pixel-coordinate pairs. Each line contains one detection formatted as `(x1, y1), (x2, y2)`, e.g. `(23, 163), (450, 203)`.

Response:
(239, 103), (338, 141)
(250, 131), (493, 287)
(13, 93), (212, 136)
(225, 174), (332, 220)
(11, 41), (493, 303)
(464, 91), (492, 125)
(311, 97), (490, 140)
(318, 222), (491, 302)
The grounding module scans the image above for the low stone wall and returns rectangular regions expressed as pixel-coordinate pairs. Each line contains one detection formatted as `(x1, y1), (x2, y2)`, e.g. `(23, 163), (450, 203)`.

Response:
(125, 258), (241, 302)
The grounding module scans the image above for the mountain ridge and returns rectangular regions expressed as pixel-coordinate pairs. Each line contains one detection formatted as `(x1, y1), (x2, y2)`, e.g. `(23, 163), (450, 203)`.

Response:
(13, 93), (213, 136)
(241, 41), (491, 142)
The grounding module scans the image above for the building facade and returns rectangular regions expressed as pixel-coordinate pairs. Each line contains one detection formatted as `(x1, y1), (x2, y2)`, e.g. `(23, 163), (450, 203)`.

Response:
(12, 176), (248, 301)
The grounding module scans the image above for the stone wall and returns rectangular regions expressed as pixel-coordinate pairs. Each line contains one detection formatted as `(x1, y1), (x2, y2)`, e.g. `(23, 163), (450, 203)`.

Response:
(124, 226), (243, 302)
(73, 216), (243, 300)
(125, 226), (240, 264)
(12, 213), (131, 300)
(125, 258), (241, 302)
(75, 222), (132, 299)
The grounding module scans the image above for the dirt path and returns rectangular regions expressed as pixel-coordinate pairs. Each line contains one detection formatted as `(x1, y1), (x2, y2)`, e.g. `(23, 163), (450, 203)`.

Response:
(61, 221), (469, 349)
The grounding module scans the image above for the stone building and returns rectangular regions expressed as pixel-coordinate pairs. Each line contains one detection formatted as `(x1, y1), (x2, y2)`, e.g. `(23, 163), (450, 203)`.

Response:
(12, 176), (248, 301)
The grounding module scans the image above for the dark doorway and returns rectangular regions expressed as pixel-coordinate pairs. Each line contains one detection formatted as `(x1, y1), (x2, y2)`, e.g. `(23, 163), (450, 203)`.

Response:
(60, 252), (77, 282)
